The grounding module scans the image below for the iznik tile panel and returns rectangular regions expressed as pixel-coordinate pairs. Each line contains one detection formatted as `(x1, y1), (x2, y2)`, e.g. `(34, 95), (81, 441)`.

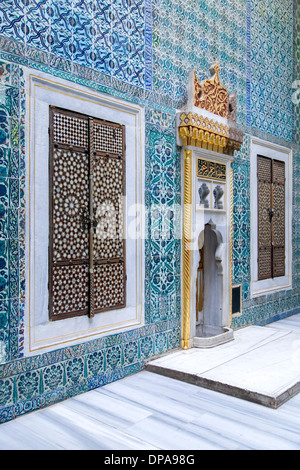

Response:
(0, 59), (24, 364)
(249, 0), (294, 141)
(0, 0), (153, 89)
(0, 0), (299, 424)
(151, 0), (247, 122)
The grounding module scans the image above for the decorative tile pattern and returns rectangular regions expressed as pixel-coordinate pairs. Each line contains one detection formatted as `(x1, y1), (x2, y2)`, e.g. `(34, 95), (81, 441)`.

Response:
(152, 0), (247, 121)
(231, 134), (251, 288)
(144, 112), (181, 325)
(0, 319), (181, 423)
(150, 0), (294, 142)
(232, 159), (250, 284)
(0, 59), (24, 364)
(0, 0), (153, 90)
(248, 0), (294, 141)
(0, 0), (298, 424)
(294, 0), (300, 144)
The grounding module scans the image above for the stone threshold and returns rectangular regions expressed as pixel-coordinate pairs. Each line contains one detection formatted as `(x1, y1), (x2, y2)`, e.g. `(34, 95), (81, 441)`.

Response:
(145, 321), (300, 409)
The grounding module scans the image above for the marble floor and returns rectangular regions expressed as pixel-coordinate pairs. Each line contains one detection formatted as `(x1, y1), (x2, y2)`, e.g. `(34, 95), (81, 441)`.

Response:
(0, 315), (300, 450)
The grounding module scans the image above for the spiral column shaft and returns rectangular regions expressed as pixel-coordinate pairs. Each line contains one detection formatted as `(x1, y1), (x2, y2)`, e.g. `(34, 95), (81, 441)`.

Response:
(182, 149), (192, 349)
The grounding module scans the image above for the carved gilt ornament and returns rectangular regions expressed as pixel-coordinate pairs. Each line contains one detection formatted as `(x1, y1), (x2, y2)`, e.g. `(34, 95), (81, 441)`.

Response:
(193, 62), (228, 118)
(177, 62), (243, 155)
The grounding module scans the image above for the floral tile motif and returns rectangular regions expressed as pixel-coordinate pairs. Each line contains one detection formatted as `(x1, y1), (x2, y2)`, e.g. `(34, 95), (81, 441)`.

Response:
(26, 1), (51, 53)
(86, 351), (105, 378)
(139, 335), (154, 359)
(294, 0), (300, 145)
(0, 61), (12, 85)
(249, 0), (294, 141)
(16, 371), (40, 401)
(0, 0), (153, 89)
(0, 60), (24, 363)
(0, 240), (9, 300)
(232, 156), (251, 285)
(123, 341), (139, 365)
(65, 357), (85, 386)
(154, 331), (167, 355)
(152, 0), (247, 115)
(42, 363), (64, 393)
(0, 315), (178, 422)
(144, 119), (180, 324)
(0, 377), (13, 407)
(0, 0), (25, 43)
(106, 345), (122, 371)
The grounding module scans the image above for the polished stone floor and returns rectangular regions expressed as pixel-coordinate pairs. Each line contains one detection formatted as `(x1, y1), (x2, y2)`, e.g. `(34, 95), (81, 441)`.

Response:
(0, 315), (300, 450)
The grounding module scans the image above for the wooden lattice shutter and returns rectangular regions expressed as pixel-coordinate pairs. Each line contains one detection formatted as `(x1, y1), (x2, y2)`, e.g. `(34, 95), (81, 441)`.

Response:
(257, 155), (285, 281)
(49, 107), (126, 321)
(272, 159), (285, 278)
(92, 118), (126, 314)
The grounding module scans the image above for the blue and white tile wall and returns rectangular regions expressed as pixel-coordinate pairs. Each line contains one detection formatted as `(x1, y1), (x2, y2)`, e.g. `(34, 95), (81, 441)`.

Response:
(294, 0), (300, 145)
(248, 0), (294, 142)
(0, 61), (25, 365)
(234, 0), (300, 328)
(152, 0), (248, 123)
(0, 0), (153, 90)
(0, 0), (299, 422)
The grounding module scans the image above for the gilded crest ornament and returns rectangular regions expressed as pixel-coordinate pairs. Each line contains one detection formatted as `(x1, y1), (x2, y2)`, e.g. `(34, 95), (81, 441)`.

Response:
(177, 62), (243, 155)
(193, 62), (229, 119)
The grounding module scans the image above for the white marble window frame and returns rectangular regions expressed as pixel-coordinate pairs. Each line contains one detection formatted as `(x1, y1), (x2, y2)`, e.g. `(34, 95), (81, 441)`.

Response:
(250, 137), (293, 298)
(24, 70), (145, 356)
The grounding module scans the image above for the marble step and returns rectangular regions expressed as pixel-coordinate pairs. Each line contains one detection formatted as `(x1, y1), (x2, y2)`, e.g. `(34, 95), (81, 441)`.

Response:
(145, 323), (300, 409)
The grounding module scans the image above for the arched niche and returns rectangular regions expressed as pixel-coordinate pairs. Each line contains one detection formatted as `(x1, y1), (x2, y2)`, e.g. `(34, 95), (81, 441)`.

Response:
(196, 220), (225, 338)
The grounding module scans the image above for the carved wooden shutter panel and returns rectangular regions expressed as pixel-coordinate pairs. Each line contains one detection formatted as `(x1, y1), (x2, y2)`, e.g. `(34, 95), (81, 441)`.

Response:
(272, 159), (285, 278)
(257, 156), (272, 280)
(257, 155), (285, 281)
(49, 107), (126, 321)
(92, 119), (126, 314)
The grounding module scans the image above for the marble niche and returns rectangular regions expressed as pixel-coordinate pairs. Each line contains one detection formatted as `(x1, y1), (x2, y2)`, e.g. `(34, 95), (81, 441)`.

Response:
(177, 64), (243, 349)
(192, 154), (234, 348)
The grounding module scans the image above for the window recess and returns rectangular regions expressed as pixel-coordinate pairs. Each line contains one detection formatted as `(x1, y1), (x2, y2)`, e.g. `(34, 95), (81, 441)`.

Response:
(49, 106), (126, 321)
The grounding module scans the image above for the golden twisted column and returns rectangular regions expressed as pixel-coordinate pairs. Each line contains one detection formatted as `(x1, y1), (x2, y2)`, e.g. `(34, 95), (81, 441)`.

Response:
(230, 166), (233, 326)
(182, 149), (192, 349)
